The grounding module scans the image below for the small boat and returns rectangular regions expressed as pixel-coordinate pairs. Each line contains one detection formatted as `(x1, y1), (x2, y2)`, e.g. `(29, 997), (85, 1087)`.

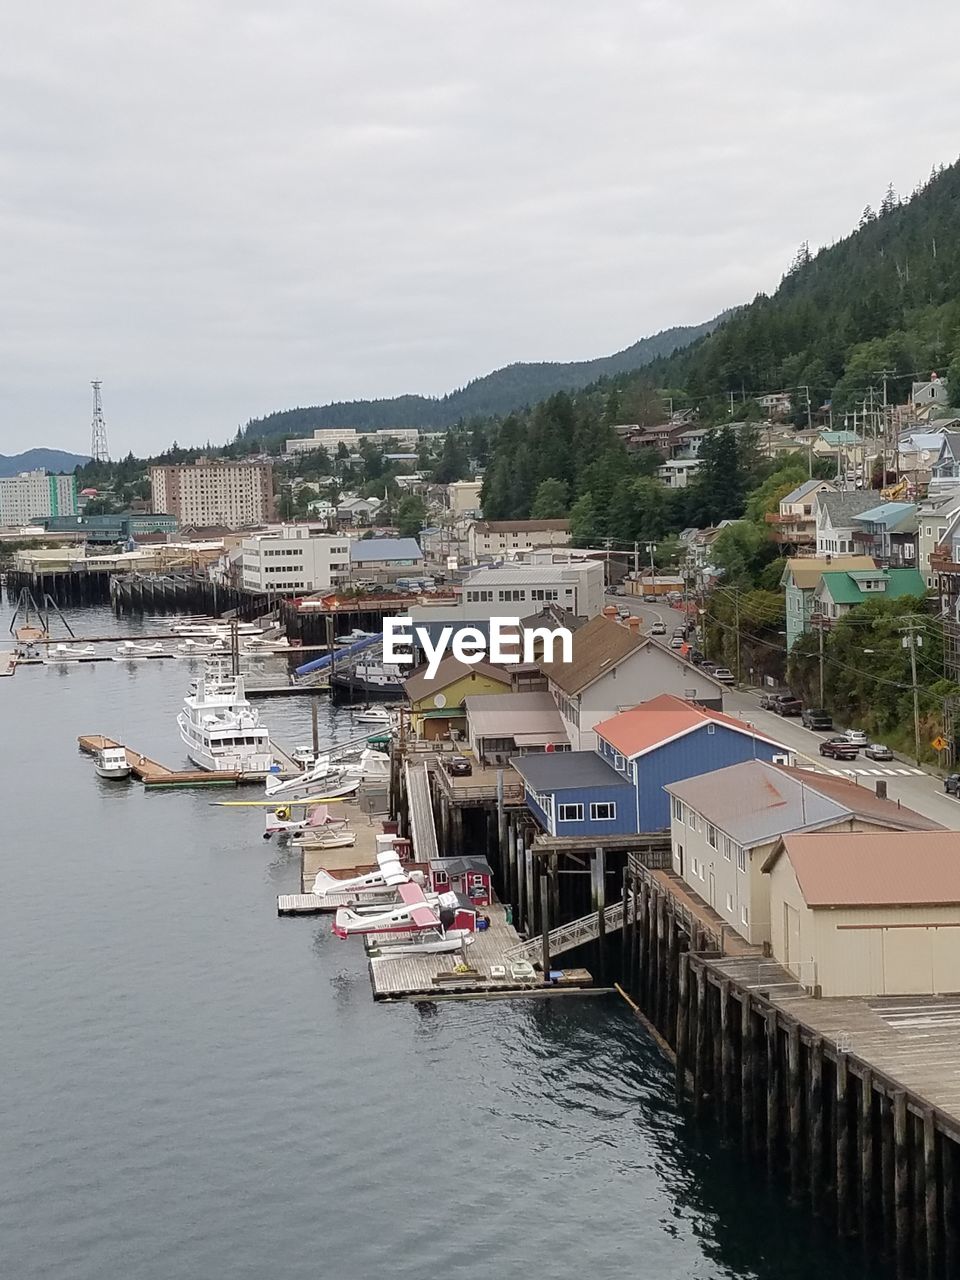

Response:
(334, 628), (376, 647)
(352, 705), (391, 726)
(369, 929), (475, 958)
(115, 640), (164, 659)
(94, 745), (132, 780)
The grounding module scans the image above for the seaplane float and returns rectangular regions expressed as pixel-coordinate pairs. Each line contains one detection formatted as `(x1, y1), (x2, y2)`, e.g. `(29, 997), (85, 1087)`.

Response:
(264, 802), (350, 842)
(114, 640), (164, 660)
(243, 634), (293, 652)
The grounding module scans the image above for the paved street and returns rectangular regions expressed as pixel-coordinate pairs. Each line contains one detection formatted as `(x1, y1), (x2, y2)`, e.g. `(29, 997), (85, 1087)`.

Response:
(614, 592), (960, 830)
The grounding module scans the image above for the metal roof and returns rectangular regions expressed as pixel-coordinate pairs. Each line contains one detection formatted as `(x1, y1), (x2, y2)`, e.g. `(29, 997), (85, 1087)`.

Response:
(350, 537), (422, 563)
(781, 478), (833, 505)
(463, 691), (566, 741)
(463, 565), (586, 585)
(543, 614), (644, 695)
(817, 567), (926, 605)
(511, 751), (628, 791)
(781, 556), (877, 590)
(774, 831), (960, 908)
(664, 761), (849, 847)
(595, 693), (786, 759)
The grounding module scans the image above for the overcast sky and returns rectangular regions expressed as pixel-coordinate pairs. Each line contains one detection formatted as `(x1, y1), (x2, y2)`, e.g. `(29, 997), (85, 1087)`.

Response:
(2, 0), (959, 456)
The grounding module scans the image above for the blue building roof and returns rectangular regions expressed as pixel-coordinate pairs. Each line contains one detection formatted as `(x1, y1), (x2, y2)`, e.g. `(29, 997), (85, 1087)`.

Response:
(350, 537), (422, 563)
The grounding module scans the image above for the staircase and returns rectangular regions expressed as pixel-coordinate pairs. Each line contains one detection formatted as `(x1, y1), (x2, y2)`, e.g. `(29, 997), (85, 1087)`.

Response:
(504, 898), (634, 963)
(404, 759), (439, 862)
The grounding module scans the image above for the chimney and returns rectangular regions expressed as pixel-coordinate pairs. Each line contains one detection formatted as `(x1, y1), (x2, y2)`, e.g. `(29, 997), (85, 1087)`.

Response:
(627, 615), (641, 633)
(875, 780), (887, 799)
(603, 605), (618, 620)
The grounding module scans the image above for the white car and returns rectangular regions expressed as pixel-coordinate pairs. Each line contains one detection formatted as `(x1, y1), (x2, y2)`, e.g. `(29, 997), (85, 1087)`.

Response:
(650, 621), (667, 636)
(843, 728), (869, 746)
(618, 606), (631, 619)
(712, 667), (735, 684)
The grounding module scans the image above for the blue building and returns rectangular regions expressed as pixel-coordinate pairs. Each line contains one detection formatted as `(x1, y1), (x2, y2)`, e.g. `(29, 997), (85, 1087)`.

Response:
(594, 694), (790, 832)
(510, 752), (637, 838)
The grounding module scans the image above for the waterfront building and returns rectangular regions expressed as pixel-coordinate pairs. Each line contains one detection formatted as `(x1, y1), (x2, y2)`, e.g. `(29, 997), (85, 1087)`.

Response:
(403, 655), (512, 739)
(765, 830), (960, 996)
(239, 526), (352, 594)
(665, 761), (939, 947)
(466, 518), (571, 561)
(349, 536), (424, 582)
(148, 458), (275, 528)
(32, 512), (178, 544)
(542, 613), (723, 750)
(0, 469), (78, 526)
(511, 751), (638, 838)
(462, 691), (567, 764)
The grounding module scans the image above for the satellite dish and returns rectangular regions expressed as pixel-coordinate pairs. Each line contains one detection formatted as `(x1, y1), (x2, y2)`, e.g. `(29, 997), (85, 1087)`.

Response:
(433, 693), (447, 708)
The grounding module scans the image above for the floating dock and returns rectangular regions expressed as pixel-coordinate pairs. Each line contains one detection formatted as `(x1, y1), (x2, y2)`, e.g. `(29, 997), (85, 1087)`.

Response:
(77, 734), (279, 788)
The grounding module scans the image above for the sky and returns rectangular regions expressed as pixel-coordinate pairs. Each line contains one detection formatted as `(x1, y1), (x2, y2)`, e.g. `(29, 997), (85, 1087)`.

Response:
(2, 0), (960, 457)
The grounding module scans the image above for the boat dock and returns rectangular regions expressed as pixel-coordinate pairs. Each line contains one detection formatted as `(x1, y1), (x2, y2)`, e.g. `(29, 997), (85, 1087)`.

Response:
(77, 734), (292, 788)
(0, 652), (15, 677)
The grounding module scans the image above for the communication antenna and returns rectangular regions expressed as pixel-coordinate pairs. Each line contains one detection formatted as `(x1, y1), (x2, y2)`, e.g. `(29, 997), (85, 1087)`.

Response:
(90, 380), (111, 462)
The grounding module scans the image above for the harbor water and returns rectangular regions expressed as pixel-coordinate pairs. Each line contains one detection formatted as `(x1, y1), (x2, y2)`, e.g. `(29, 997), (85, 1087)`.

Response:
(0, 605), (879, 1279)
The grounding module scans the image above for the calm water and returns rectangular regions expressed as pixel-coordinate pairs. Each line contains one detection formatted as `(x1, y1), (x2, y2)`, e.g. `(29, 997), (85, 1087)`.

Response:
(0, 605), (877, 1279)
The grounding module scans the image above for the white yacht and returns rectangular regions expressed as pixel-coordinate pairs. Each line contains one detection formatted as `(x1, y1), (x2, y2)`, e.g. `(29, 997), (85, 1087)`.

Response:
(94, 745), (132, 780)
(177, 669), (275, 774)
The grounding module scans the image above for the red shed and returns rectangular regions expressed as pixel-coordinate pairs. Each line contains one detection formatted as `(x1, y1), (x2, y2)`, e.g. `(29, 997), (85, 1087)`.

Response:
(429, 856), (493, 907)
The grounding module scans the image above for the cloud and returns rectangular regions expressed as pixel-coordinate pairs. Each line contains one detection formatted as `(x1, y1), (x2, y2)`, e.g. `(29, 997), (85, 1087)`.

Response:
(1, 0), (959, 452)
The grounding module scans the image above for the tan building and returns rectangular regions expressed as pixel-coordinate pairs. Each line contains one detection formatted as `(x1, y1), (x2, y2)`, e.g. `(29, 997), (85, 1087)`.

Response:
(149, 458), (275, 529)
(667, 763), (939, 948)
(467, 519), (570, 561)
(764, 830), (960, 996)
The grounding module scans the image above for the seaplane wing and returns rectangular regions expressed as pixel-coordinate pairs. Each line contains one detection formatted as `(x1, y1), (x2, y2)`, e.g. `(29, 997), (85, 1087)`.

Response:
(410, 904), (440, 929)
(397, 881), (427, 906)
(210, 797), (345, 808)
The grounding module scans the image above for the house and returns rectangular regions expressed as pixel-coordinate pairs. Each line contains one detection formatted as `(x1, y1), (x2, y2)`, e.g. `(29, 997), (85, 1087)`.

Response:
(428, 856), (493, 907)
(848, 501), (919, 567)
(337, 496), (383, 525)
(445, 480), (484, 515)
(911, 374), (951, 422)
(666, 761), (939, 947)
(781, 556), (877, 649)
(756, 391), (793, 418)
(928, 431), (960, 496)
(813, 566), (926, 622)
(463, 691), (568, 765)
(403, 655), (512, 740)
(764, 478), (836, 548)
(813, 430), (861, 467)
(466, 519), (571, 561)
(349, 536), (424, 582)
(764, 831), (960, 996)
(897, 431), (945, 491)
(542, 613), (723, 750)
(815, 492), (880, 556)
(673, 428), (710, 459)
(593, 694), (791, 833)
(510, 752), (638, 838)
(655, 458), (702, 489)
(918, 491), (960, 590)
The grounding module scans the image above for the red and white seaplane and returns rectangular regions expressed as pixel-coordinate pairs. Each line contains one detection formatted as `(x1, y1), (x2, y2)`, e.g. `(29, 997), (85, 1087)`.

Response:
(333, 881), (474, 956)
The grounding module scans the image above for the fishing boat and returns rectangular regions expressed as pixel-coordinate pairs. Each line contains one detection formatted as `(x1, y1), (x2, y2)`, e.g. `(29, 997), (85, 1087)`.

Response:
(94, 745), (132, 780)
(177, 670), (275, 773)
(47, 643), (95, 663)
(352, 705), (391, 726)
(114, 640), (164, 659)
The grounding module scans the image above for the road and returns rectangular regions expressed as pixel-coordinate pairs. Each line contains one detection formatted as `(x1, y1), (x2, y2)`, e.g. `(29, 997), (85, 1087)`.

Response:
(608, 590), (960, 829)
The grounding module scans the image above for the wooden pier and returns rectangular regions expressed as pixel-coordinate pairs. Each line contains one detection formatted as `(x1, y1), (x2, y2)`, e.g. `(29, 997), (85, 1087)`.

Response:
(78, 735), (243, 788)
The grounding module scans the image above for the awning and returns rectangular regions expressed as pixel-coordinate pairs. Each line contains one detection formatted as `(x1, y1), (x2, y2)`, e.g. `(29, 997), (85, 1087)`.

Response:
(513, 731), (568, 747)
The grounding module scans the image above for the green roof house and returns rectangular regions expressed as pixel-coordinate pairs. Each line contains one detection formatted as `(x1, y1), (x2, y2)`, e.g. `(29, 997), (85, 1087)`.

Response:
(812, 567), (927, 622)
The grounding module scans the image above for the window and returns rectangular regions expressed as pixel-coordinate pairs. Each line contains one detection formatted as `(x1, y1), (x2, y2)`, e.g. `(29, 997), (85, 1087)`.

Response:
(557, 803), (584, 823)
(613, 752), (625, 772)
(737, 847), (746, 873)
(689, 811), (699, 833)
(741, 905), (749, 925)
(706, 723), (716, 735)
(497, 589), (526, 603)
(590, 802), (616, 821)
(725, 893), (734, 912)
(466, 590), (493, 603)
(672, 797), (684, 822)
(707, 824), (718, 849)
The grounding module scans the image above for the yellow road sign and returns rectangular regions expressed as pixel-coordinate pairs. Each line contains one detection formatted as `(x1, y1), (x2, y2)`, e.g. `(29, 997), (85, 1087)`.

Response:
(932, 736), (949, 752)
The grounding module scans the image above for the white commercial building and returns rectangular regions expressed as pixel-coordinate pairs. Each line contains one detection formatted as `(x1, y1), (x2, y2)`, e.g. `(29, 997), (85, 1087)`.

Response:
(466, 519), (571, 560)
(460, 552), (604, 620)
(0, 470), (78, 526)
(149, 459), (275, 528)
(285, 427), (421, 456)
(239, 526), (352, 594)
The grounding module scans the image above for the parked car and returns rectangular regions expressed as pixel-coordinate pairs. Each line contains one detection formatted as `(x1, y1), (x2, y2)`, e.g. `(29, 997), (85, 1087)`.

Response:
(758, 692), (780, 710)
(650, 621), (667, 636)
(712, 667), (735, 684)
(820, 737), (860, 760)
(447, 755), (473, 777)
(643, 594), (657, 603)
(701, 660), (718, 674)
(670, 636), (684, 650)
(864, 743), (893, 761)
(843, 729), (869, 746)
(801, 709), (834, 731)
(773, 695), (803, 716)
(945, 775), (960, 796)
(688, 649), (705, 665)
(618, 606), (631, 619)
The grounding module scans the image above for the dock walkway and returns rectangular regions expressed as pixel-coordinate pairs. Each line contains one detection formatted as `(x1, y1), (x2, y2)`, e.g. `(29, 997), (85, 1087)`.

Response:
(78, 735), (241, 788)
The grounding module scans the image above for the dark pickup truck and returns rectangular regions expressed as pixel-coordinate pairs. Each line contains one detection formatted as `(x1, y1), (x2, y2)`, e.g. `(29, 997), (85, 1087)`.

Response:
(819, 737), (860, 760)
(801, 708), (834, 731)
(772, 695), (803, 717)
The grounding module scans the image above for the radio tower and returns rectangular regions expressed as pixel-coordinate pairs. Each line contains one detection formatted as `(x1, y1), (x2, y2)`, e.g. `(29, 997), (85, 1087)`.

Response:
(90, 380), (110, 463)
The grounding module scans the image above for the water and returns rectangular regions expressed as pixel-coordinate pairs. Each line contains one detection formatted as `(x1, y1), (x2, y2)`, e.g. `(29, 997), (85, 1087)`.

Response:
(0, 605), (879, 1279)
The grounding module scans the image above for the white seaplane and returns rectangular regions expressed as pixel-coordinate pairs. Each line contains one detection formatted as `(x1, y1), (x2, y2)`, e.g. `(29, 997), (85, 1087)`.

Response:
(114, 640), (164, 660)
(312, 855), (420, 898)
(264, 746), (389, 802)
(46, 643), (96, 663)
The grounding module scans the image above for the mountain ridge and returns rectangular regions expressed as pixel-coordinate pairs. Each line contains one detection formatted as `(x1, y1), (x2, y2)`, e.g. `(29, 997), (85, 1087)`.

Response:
(0, 448), (90, 477)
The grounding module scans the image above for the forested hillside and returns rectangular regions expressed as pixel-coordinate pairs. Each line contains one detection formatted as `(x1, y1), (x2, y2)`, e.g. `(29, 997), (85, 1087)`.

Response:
(0, 448), (89, 476)
(242, 316), (724, 443)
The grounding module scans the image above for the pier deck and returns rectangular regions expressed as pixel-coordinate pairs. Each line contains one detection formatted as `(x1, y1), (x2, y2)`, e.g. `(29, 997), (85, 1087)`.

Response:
(78, 734), (245, 788)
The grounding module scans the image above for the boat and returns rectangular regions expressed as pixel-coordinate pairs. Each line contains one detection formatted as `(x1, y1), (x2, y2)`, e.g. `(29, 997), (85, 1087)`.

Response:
(172, 619), (262, 638)
(47, 643), (95, 662)
(264, 746), (389, 801)
(333, 884), (459, 938)
(177, 670), (275, 773)
(352, 705), (391, 726)
(330, 661), (405, 702)
(368, 929), (475, 957)
(115, 640), (164, 659)
(94, 745), (132, 780)
(334, 628), (376, 647)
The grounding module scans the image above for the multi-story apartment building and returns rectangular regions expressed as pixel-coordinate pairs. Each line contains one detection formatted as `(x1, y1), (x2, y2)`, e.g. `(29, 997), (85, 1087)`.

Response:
(284, 427), (421, 456)
(466, 519), (570, 561)
(0, 470), (78, 526)
(149, 459), (275, 528)
(239, 526), (351, 594)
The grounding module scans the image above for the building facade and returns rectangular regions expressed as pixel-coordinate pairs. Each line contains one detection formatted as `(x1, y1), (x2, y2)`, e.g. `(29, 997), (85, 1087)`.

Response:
(781, 555), (877, 649)
(466, 519), (571, 560)
(149, 459), (275, 528)
(0, 470), (78, 526)
(239, 526), (351, 594)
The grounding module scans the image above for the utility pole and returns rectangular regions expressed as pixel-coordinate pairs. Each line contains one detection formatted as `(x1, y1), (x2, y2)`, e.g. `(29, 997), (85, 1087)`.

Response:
(817, 617), (825, 707)
(900, 620), (924, 766)
(734, 587), (742, 685)
(90, 380), (110, 463)
(633, 541), (640, 580)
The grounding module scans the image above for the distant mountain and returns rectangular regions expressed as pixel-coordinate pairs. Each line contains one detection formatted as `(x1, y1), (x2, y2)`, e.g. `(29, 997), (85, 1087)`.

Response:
(0, 448), (90, 477)
(244, 316), (728, 443)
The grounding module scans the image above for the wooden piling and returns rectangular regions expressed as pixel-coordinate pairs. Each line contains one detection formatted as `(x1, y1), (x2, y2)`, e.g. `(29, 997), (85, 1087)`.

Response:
(882, 1092), (895, 1262)
(807, 1037), (824, 1214)
(893, 1091), (910, 1277)
(836, 1053), (851, 1236)
(693, 962), (707, 1119)
(859, 1068), (873, 1245)
(923, 1108), (938, 1279)
(945, 1134), (958, 1279)
(675, 951), (690, 1101)
(720, 981), (736, 1135)
(765, 1009), (780, 1176)
(740, 995), (755, 1155)
(787, 1023), (803, 1202)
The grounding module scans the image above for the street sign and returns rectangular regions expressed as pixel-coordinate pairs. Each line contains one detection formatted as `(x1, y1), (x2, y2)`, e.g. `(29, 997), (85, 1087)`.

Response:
(932, 736), (949, 752)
